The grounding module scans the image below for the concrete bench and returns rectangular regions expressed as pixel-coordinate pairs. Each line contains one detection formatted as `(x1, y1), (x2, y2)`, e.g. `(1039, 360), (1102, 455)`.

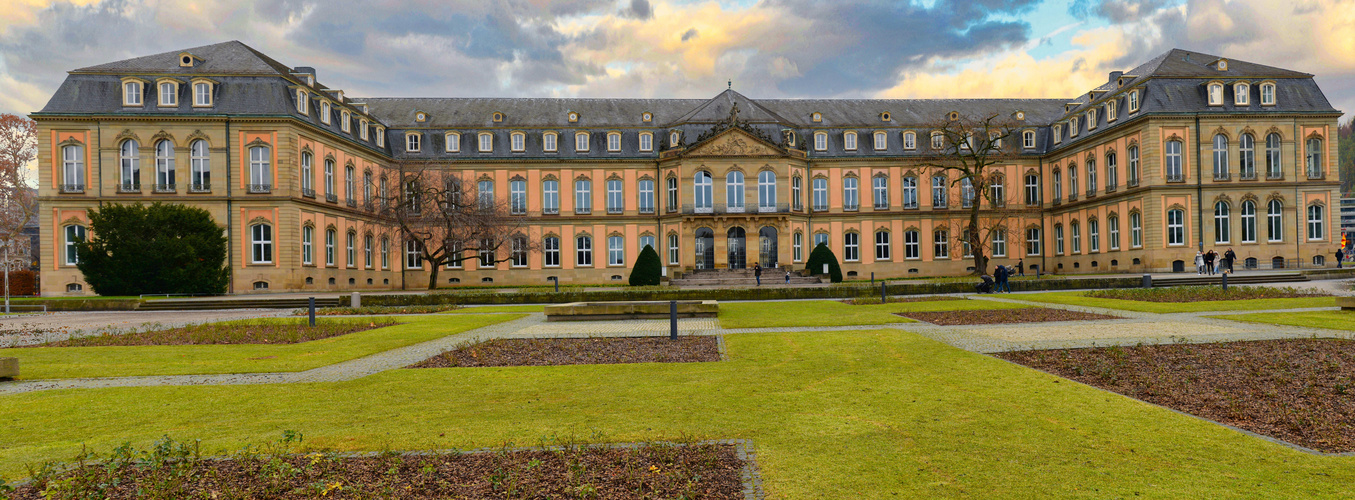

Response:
(1336, 297), (1355, 311)
(0, 357), (16, 379)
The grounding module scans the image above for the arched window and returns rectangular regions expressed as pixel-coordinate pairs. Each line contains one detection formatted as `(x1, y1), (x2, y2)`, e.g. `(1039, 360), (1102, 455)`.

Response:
(933, 229), (949, 259)
(1022, 130), (1035, 149)
(1085, 158), (1096, 195)
(1165, 140), (1183, 180)
(606, 132), (621, 152)
(813, 132), (827, 151)
(1307, 204), (1326, 240)
(301, 225), (313, 265)
(1127, 145), (1140, 186)
(189, 140), (210, 191)
(120, 140), (140, 191)
(873, 131), (887, 150)
(576, 235), (593, 266)
(1105, 151), (1117, 190)
(872, 175), (888, 210)
(901, 176), (918, 209)
(1213, 134), (1229, 179)
(510, 131), (525, 152)
(1214, 201), (1230, 244)
(903, 131), (917, 150)
(405, 132), (421, 152)
(1306, 137), (1324, 178)
(843, 176), (859, 210)
(248, 145), (270, 192)
(325, 228), (336, 266)
(1167, 209), (1185, 246)
(639, 132), (653, 152)
(64, 225), (86, 265)
(446, 132), (461, 153)
(1267, 200), (1283, 242)
(1260, 82), (1276, 105)
(153, 140), (175, 192)
(61, 144), (85, 190)
(1239, 133), (1255, 179)
(931, 174), (948, 208)
(1240, 200), (1257, 243)
(1265, 133), (1282, 178)
(1208, 82), (1223, 105)
(250, 224), (273, 264)
(575, 132), (589, 152)
(812, 177), (828, 211)
(726, 171), (745, 211)
(843, 232), (860, 261)
(542, 132), (557, 152)
(843, 131), (858, 151)
(1234, 82), (1250, 106)
(875, 230), (891, 260)
(758, 171), (776, 210)
(478, 132), (493, 152)
(694, 171), (712, 211)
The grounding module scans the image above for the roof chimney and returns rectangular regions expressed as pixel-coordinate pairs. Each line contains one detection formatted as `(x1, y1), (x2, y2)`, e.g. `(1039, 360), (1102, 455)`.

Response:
(1109, 71), (1123, 84)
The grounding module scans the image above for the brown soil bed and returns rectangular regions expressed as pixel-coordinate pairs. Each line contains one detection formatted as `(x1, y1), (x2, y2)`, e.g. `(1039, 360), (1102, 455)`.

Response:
(839, 295), (965, 305)
(895, 307), (1121, 325)
(24, 319), (397, 347)
(409, 336), (721, 368)
(1084, 285), (1330, 303)
(10, 443), (745, 499)
(998, 339), (1355, 453)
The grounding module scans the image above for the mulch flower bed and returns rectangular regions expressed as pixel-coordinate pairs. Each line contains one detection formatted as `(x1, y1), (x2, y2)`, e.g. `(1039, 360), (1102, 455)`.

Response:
(998, 339), (1355, 453)
(25, 319), (397, 347)
(840, 296), (965, 305)
(292, 305), (465, 316)
(409, 336), (721, 368)
(9, 439), (745, 499)
(895, 307), (1121, 325)
(1085, 285), (1330, 303)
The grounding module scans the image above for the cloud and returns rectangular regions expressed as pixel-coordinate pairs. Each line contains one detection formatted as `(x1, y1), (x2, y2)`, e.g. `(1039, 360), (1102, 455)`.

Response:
(621, 0), (652, 20)
(680, 27), (698, 42)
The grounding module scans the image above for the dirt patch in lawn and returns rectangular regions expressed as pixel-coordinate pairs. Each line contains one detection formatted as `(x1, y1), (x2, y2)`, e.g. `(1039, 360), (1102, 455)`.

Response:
(10, 440), (746, 499)
(1085, 285), (1330, 303)
(895, 307), (1121, 325)
(22, 319), (397, 347)
(998, 339), (1355, 453)
(409, 336), (721, 368)
(839, 296), (965, 305)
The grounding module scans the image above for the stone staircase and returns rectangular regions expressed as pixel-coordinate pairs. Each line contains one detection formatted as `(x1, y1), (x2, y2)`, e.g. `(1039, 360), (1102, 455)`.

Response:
(137, 297), (342, 311)
(1150, 272), (1309, 287)
(669, 268), (825, 287)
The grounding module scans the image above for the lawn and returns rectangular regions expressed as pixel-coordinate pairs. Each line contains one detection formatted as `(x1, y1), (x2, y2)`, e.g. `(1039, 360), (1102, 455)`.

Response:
(718, 298), (1030, 328)
(1013, 291), (1336, 313)
(2, 329), (1352, 497)
(1213, 310), (1355, 332)
(0, 314), (522, 380)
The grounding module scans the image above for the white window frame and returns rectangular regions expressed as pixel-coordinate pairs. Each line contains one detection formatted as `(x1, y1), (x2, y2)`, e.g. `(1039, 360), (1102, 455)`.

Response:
(1240, 200), (1257, 244)
(1307, 204), (1325, 241)
(250, 224), (273, 264)
(340, 110), (350, 132)
(872, 175), (888, 210)
(1214, 202), (1231, 244)
(543, 179), (559, 214)
(934, 230), (949, 259)
(1071, 222), (1082, 253)
(992, 229), (1007, 257)
(65, 225), (86, 265)
(1025, 227), (1041, 256)
(364, 234), (373, 269)
(1167, 209), (1185, 246)
(842, 176), (858, 211)
(1022, 130), (1035, 149)
(510, 179), (526, 215)
(1087, 221), (1098, 253)
(158, 81), (177, 107)
(1235, 82), (1250, 106)
(639, 132), (653, 152)
(904, 230), (920, 259)
(1260, 83), (1276, 106)
(544, 236), (561, 267)
(607, 178), (624, 213)
(793, 232), (803, 262)
(608, 235), (625, 265)
(1130, 212), (1143, 248)
(607, 132), (621, 152)
(843, 232), (859, 262)
(1107, 100), (1117, 122)
(154, 139), (175, 190)
(726, 171), (745, 211)
(1267, 200), (1284, 242)
(813, 132), (827, 151)
(296, 89), (308, 114)
(62, 144), (85, 188)
(1128, 90), (1140, 113)
(930, 132), (944, 150)
(248, 145), (271, 189)
(1108, 217), (1120, 250)
(669, 234), (680, 265)
(301, 226), (313, 265)
(346, 231), (356, 268)
(1208, 83), (1224, 106)
(575, 179), (592, 214)
(576, 235), (593, 266)
(325, 229), (336, 266)
(319, 100), (331, 124)
(903, 131), (916, 150)
(902, 176), (917, 209)
(446, 132), (460, 153)
(875, 230), (891, 261)
(873, 131), (886, 150)
(1055, 225), (1064, 255)
(575, 132), (590, 152)
(478, 133), (493, 153)
(543, 132), (558, 152)
(695, 172), (713, 210)
(123, 81), (143, 106)
(359, 119), (369, 141)
(510, 132), (525, 152)
(406, 133), (421, 152)
(638, 178), (655, 213)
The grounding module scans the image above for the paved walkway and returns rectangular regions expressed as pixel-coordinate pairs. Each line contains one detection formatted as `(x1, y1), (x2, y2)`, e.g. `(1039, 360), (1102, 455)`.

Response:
(0, 309), (292, 348)
(4, 288), (1355, 395)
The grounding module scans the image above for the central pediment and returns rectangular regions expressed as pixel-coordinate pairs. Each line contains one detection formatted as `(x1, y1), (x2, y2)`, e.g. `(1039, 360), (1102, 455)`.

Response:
(682, 127), (785, 158)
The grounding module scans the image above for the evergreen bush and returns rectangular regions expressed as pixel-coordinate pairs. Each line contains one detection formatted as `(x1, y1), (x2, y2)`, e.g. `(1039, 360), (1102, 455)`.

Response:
(804, 243), (843, 283)
(76, 203), (230, 296)
(629, 245), (663, 286)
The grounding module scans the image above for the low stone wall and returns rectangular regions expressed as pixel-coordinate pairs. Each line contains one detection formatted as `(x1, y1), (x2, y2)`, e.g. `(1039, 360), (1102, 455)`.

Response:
(544, 300), (718, 321)
(0, 357), (17, 379)
(1336, 297), (1355, 311)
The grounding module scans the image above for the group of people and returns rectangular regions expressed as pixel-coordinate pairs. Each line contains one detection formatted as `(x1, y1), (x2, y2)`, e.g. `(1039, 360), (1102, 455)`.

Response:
(1194, 248), (1237, 275)
(978, 259), (1025, 294)
(750, 263), (790, 285)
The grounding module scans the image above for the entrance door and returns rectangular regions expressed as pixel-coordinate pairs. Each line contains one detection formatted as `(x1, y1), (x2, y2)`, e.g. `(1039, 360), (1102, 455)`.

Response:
(695, 227), (715, 270)
(759, 226), (778, 268)
(727, 227), (746, 269)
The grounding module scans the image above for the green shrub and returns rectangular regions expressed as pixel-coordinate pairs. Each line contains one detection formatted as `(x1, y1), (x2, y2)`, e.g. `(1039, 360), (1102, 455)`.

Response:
(804, 243), (843, 283)
(76, 202), (229, 296)
(629, 245), (663, 286)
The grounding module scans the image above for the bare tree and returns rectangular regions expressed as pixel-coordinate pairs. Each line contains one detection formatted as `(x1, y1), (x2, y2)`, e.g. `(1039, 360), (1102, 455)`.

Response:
(918, 113), (1020, 275)
(0, 115), (37, 273)
(378, 163), (537, 289)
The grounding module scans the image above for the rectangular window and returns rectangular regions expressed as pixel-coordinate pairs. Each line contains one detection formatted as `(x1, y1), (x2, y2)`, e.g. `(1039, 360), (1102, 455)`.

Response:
(1088, 221), (1099, 253)
(65, 225), (87, 265)
(301, 226), (313, 265)
(843, 177), (859, 210)
(406, 134), (421, 152)
(1308, 205), (1325, 240)
(251, 225), (273, 264)
(1025, 227), (1041, 256)
(934, 231), (949, 259)
(639, 235), (655, 253)
(1165, 140), (1183, 180)
(510, 179), (526, 215)
(793, 232), (803, 262)
(478, 134), (493, 152)
(1055, 226), (1064, 255)
(872, 176), (888, 210)
(932, 176), (947, 208)
(1071, 223), (1081, 253)
(576, 133), (589, 152)
(1131, 212), (1142, 248)
(1109, 218), (1120, 250)
(326, 230), (335, 266)
(543, 180), (559, 214)
(447, 241), (462, 268)
(902, 177), (917, 209)
(639, 133), (653, 152)
(608, 236), (624, 265)
(992, 230), (1007, 257)
(638, 179), (655, 213)
(159, 82), (177, 106)
(511, 133), (525, 152)
(814, 133), (827, 151)
(904, 133), (916, 150)
(668, 234), (680, 265)
(873, 132), (886, 150)
(576, 236), (593, 266)
(875, 231), (891, 260)
(544, 237), (560, 267)
(479, 238), (495, 267)
(406, 240), (423, 269)
(346, 232), (355, 268)
(478, 180), (494, 208)
(124, 81), (143, 105)
(543, 133), (557, 152)
(607, 133), (621, 152)
(446, 133), (460, 152)
(843, 233), (859, 262)
(606, 179), (624, 214)
(1167, 210), (1185, 246)
(365, 235), (373, 268)
(666, 177), (678, 212)
(904, 231), (919, 259)
(812, 178), (828, 211)
(511, 238), (528, 267)
(575, 180), (592, 214)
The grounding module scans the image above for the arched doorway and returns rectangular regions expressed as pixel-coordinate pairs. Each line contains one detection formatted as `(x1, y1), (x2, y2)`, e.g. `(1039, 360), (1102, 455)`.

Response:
(759, 226), (778, 268)
(727, 227), (746, 269)
(694, 227), (715, 270)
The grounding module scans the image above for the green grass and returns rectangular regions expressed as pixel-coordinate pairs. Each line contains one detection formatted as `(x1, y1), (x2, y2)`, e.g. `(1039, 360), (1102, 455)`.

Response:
(1014, 291), (1336, 313)
(0, 314), (523, 380)
(718, 299), (1030, 328)
(3, 329), (1353, 497)
(1212, 310), (1355, 331)
(444, 305), (546, 314)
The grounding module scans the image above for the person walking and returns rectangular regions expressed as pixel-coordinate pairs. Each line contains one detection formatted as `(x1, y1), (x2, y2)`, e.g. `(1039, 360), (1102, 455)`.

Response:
(1016, 259), (1025, 277)
(1338, 248), (1345, 268)
(753, 263), (762, 286)
(1224, 247), (1237, 273)
(785, 269), (791, 283)
(1204, 250), (1216, 276)
(1195, 251), (1205, 275)
(995, 264), (1011, 293)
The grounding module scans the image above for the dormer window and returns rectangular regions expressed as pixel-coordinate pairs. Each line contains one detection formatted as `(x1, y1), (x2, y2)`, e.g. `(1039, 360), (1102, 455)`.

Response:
(880, 112), (891, 122)
(179, 53), (197, 67)
(544, 132), (558, 152)
(1107, 100), (1118, 122)
(415, 112), (427, 122)
(639, 132), (653, 152)
(930, 131), (944, 150)
(158, 81), (178, 107)
(873, 131), (886, 150)
(843, 131), (857, 151)
(642, 112), (653, 122)
(1260, 82), (1276, 105)
(1216, 59), (1228, 71)
(811, 112), (822, 122)
(359, 119), (369, 140)
(670, 131), (680, 148)
(813, 132), (827, 151)
(607, 132), (621, 152)
(406, 133), (421, 152)
(1234, 82), (1250, 105)
(1086, 109), (1097, 130)
(568, 112), (579, 123)
(575, 132), (589, 151)
(511, 132), (525, 152)
(1053, 125), (1062, 144)
(1014, 111), (1026, 121)
(1128, 89), (1140, 113)
(320, 101), (331, 124)
(1022, 130), (1035, 149)
(446, 132), (460, 152)
(1069, 117), (1079, 137)
(902, 131), (916, 150)
(1207, 82), (1224, 106)
(375, 127), (385, 147)
(492, 112), (504, 122)
(296, 89), (308, 114)
(340, 110), (351, 133)
(122, 80), (143, 106)
(478, 132), (493, 152)
(192, 81), (213, 107)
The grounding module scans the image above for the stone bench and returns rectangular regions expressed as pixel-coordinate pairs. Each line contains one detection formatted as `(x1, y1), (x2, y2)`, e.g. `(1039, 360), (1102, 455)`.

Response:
(544, 300), (718, 322)
(0, 357), (16, 379)
(1337, 297), (1355, 311)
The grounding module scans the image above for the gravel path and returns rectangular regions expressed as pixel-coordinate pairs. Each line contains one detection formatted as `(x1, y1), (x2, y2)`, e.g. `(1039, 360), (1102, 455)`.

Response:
(0, 309), (292, 348)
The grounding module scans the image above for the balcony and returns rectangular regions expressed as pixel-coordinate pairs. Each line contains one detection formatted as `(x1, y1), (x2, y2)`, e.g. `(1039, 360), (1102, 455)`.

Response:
(1128, 178), (1139, 188)
(639, 206), (655, 214)
(118, 182), (141, 193)
(1307, 169), (1324, 180)
(607, 206), (623, 215)
(812, 204), (829, 212)
(301, 188), (315, 198)
(154, 183), (176, 193)
(758, 203), (788, 213)
(59, 183), (84, 194)
(793, 202), (803, 212)
(575, 207), (592, 215)
(1105, 185), (1117, 194)
(873, 203), (889, 211)
(189, 182), (211, 193)
(325, 193), (338, 203)
(680, 203), (790, 215)
(1239, 170), (1257, 180)
(1267, 171), (1283, 180)
(247, 184), (272, 194)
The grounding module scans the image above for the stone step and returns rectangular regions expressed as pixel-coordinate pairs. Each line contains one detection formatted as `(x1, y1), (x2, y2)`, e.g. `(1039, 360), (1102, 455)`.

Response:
(1151, 273), (1308, 287)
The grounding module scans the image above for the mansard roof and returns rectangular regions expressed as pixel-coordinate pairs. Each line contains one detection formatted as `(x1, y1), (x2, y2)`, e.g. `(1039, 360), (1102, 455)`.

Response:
(74, 41), (297, 77)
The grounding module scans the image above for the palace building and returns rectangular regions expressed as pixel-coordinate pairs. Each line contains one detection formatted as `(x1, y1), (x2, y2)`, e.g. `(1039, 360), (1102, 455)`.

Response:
(34, 41), (1342, 294)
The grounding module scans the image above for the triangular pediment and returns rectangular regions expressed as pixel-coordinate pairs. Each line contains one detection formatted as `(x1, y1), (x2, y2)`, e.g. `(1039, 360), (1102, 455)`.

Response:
(683, 127), (785, 157)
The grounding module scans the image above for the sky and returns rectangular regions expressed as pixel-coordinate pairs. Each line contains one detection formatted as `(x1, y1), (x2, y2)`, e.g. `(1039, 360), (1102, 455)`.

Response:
(0, 0), (1353, 122)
